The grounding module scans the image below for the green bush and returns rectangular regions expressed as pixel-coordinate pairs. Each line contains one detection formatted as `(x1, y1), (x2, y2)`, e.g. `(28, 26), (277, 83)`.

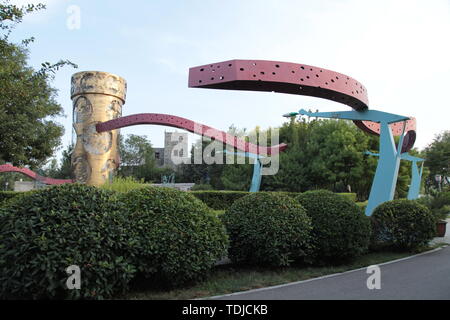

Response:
(337, 193), (357, 202)
(295, 190), (371, 264)
(221, 192), (313, 267)
(430, 192), (450, 220)
(119, 187), (228, 287)
(191, 190), (250, 210)
(0, 184), (135, 300)
(191, 190), (303, 210)
(371, 199), (437, 251)
(0, 191), (20, 206)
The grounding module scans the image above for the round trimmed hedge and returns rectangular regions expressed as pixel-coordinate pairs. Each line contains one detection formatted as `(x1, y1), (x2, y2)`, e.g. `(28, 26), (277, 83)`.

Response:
(0, 184), (135, 300)
(119, 186), (228, 287)
(221, 192), (313, 267)
(371, 199), (436, 251)
(295, 190), (371, 264)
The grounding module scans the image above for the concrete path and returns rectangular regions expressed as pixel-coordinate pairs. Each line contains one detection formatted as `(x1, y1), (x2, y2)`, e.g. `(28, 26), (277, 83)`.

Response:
(210, 245), (450, 300)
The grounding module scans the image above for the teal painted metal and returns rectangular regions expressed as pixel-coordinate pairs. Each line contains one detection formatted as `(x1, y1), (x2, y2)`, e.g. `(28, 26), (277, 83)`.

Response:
(220, 150), (264, 192)
(296, 109), (410, 216)
(250, 158), (263, 192)
(400, 153), (425, 200)
(365, 151), (425, 200)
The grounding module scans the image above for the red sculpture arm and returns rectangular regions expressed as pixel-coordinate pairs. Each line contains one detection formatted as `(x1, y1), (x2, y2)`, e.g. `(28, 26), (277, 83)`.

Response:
(96, 113), (287, 156)
(0, 164), (73, 185)
(188, 59), (416, 151)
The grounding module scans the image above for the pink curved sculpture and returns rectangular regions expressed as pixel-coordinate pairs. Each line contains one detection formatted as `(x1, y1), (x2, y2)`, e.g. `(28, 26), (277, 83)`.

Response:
(0, 164), (73, 185)
(96, 113), (287, 155)
(188, 59), (416, 151)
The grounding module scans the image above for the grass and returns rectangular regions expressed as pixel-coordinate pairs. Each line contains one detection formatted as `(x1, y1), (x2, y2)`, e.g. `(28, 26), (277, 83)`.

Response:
(121, 244), (445, 300)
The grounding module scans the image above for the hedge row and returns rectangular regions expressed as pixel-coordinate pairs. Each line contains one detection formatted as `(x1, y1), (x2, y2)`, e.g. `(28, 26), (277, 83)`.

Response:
(191, 190), (357, 210)
(221, 193), (313, 267)
(0, 184), (436, 299)
(0, 191), (20, 206)
(222, 190), (370, 267)
(0, 184), (228, 300)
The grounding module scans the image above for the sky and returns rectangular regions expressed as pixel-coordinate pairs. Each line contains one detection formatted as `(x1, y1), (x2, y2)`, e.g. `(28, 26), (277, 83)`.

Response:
(7, 0), (450, 162)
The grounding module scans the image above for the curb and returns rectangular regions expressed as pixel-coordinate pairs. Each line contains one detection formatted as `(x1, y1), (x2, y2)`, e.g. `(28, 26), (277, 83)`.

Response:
(201, 245), (448, 300)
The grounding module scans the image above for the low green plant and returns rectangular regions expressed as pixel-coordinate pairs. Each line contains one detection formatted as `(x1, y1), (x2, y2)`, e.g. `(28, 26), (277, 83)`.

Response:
(337, 193), (357, 202)
(221, 192), (313, 267)
(119, 187), (228, 288)
(0, 184), (135, 300)
(371, 199), (436, 251)
(416, 192), (450, 221)
(296, 190), (371, 264)
(100, 176), (147, 193)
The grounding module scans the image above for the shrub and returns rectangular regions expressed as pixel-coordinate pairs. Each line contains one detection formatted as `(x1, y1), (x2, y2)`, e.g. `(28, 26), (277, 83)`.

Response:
(430, 192), (450, 221)
(371, 199), (437, 251)
(191, 190), (303, 210)
(295, 190), (371, 264)
(191, 190), (250, 210)
(119, 187), (228, 287)
(0, 184), (135, 300)
(221, 192), (313, 267)
(0, 191), (20, 206)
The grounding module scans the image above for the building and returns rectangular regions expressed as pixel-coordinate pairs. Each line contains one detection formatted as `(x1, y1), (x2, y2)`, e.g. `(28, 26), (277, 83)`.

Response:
(154, 131), (189, 169)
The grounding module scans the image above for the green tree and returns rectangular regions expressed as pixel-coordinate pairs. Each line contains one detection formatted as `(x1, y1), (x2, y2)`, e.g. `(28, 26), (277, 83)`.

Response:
(39, 144), (73, 179)
(0, 1), (76, 168)
(117, 134), (167, 182)
(424, 131), (450, 191)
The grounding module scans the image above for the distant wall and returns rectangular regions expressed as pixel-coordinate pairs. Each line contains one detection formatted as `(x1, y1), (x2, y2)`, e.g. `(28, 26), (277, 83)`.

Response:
(14, 181), (36, 192)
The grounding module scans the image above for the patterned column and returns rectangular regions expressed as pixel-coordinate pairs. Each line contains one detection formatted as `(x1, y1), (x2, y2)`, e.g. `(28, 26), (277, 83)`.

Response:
(71, 71), (126, 186)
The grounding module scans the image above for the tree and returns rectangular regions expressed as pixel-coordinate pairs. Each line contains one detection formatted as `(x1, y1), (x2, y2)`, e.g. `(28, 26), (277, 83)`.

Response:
(0, 1), (77, 168)
(424, 131), (450, 191)
(117, 134), (166, 182)
(39, 144), (73, 179)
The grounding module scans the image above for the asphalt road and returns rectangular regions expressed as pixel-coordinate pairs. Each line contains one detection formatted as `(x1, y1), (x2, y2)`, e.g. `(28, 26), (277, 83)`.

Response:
(212, 246), (450, 300)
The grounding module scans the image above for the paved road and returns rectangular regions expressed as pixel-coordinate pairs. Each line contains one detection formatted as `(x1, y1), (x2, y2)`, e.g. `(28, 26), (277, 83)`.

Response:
(212, 246), (450, 300)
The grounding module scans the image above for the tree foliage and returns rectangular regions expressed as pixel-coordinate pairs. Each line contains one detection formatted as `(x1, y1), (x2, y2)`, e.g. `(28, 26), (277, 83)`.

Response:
(424, 131), (450, 190)
(0, 1), (77, 168)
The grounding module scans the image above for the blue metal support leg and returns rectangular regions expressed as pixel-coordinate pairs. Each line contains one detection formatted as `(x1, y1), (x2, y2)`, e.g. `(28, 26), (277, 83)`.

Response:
(366, 151), (425, 201)
(400, 153), (425, 200)
(220, 150), (264, 192)
(290, 109), (410, 216)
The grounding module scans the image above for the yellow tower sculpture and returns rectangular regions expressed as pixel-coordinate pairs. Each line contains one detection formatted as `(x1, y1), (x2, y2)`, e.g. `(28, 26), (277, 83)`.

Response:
(71, 71), (127, 186)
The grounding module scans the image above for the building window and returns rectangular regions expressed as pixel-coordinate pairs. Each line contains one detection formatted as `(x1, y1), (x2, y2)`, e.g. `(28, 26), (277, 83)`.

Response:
(155, 152), (160, 159)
